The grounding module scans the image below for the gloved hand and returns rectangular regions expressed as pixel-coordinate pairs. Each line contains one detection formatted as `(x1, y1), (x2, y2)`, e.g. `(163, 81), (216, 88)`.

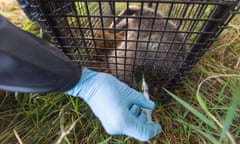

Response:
(65, 68), (161, 141)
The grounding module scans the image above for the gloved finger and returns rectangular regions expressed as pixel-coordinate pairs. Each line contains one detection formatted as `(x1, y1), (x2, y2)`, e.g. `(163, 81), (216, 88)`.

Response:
(116, 78), (155, 109)
(130, 105), (141, 116)
(127, 90), (155, 110)
(125, 119), (162, 142)
(138, 111), (147, 122)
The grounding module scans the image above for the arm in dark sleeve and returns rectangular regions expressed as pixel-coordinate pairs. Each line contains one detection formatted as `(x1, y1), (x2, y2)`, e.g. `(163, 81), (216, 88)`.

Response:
(0, 15), (81, 93)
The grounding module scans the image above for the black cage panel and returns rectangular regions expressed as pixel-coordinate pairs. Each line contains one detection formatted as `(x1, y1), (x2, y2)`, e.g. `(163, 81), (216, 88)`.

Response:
(30, 0), (239, 99)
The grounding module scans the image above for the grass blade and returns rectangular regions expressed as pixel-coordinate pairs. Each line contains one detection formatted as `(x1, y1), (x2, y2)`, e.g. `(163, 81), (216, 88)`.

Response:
(220, 80), (240, 139)
(196, 93), (208, 113)
(97, 137), (112, 144)
(177, 119), (220, 144)
(164, 89), (217, 130)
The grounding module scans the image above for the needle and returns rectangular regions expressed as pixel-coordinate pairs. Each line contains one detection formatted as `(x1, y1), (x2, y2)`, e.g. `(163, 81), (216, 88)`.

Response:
(142, 75), (153, 123)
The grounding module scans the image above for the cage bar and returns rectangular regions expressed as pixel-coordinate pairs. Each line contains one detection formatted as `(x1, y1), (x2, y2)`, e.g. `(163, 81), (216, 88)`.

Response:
(29, 0), (239, 102)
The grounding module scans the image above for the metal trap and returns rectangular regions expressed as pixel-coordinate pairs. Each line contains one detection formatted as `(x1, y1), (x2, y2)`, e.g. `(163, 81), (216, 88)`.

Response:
(21, 0), (239, 101)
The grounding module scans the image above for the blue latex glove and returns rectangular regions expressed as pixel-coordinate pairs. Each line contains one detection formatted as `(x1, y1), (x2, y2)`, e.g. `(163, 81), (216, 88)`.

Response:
(65, 68), (161, 141)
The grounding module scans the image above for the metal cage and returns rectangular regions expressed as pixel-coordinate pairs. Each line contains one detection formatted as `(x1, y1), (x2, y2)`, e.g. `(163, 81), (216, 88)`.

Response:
(26, 0), (239, 101)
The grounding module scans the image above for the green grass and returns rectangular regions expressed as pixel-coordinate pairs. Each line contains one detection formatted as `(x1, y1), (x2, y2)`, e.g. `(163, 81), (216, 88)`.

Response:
(0, 1), (240, 143)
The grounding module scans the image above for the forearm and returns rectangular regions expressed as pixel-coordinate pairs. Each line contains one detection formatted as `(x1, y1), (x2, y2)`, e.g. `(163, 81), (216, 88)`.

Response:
(0, 15), (81, 93)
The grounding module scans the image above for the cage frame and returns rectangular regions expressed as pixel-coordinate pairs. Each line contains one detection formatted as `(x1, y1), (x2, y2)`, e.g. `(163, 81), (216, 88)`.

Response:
(26, 0), (240, 102)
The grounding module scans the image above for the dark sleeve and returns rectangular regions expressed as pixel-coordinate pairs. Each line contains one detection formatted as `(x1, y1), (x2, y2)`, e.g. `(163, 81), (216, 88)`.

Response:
(0, 15), (81, 93)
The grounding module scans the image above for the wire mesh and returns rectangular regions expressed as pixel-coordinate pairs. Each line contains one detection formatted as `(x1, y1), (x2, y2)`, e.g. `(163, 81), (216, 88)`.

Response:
(29, 0), (239, 101)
